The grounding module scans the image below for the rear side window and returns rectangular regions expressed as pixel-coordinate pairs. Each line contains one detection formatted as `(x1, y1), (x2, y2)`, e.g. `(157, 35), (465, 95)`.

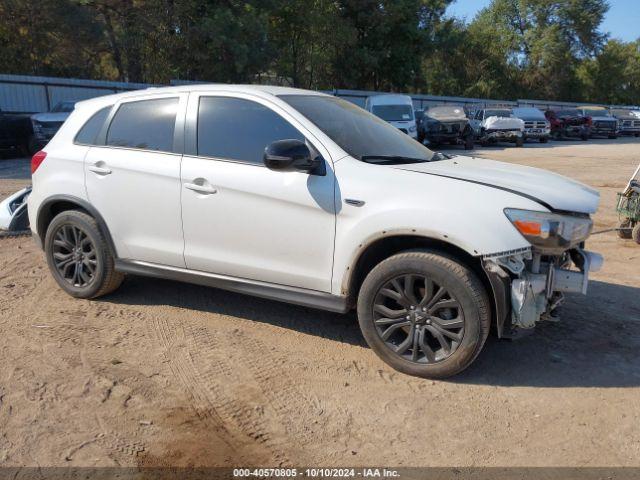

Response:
(107, 97), (178, 152)
(75, 106), (111, 145)
(197, 97), (304, 164)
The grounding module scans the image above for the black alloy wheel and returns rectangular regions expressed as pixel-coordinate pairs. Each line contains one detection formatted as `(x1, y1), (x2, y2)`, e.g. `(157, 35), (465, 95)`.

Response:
(372, 274), (464, 363)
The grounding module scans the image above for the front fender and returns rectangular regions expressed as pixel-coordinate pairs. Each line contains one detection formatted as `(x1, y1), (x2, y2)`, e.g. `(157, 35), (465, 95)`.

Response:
(331, 157), (541, 294)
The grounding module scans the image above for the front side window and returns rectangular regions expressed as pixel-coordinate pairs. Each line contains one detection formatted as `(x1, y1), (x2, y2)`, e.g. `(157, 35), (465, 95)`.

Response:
(280, 95), (434, 163)
(106, 97), (179, 152)
(197, 97), (304, 165)
(75, 106), (111, 145)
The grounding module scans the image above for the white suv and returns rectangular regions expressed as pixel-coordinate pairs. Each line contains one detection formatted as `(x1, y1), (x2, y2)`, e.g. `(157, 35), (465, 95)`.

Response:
(28, 85), (603, 378)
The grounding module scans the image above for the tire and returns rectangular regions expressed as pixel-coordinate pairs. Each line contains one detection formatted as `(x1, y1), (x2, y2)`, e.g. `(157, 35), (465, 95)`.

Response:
(618, 219), (633, 239)
(633, 223), (640, 245)
(581, 132), (589, 141)
(634, 133), (639, 138)
(515, 136), (524, 147)
(608, 134), (618, 139)
(44, 210), (124, 299)
(464, 135), (474, 150)
(357, 250), (490, 379)
(539, 137), (548, 143)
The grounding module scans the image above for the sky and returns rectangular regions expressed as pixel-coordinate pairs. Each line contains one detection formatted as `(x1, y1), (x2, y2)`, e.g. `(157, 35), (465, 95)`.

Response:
(446, 0), (640, 42)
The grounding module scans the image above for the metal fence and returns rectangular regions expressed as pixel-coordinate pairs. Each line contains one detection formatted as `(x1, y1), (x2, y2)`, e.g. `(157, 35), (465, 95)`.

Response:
(1, 73), (638, 114)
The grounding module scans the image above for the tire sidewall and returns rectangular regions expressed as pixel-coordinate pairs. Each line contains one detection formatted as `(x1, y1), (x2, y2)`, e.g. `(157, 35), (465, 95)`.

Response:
(44, 211), (109, 298)
(357, 253), (486, 378)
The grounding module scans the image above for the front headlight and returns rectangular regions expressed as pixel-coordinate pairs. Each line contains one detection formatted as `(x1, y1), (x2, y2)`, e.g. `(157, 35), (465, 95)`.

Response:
(504, 208), (592, 251)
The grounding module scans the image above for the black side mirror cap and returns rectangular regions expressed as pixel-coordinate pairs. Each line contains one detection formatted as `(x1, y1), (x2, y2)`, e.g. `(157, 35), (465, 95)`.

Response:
(263, 139), (325, 175)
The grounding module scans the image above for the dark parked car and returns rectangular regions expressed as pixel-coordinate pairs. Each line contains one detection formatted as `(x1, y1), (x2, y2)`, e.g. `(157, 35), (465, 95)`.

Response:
(421, 105), (474, 149)
(544, 109), (591, 140)
(0, 108), (32, 157)
(610, 108), (640, 137)
(577, 106), (618, 139)
(414, 109), (425, 142)
(29, 101), (75, 153)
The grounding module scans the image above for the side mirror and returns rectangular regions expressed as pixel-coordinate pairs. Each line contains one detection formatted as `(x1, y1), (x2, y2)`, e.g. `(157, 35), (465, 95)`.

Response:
(263, 139), (324, 175)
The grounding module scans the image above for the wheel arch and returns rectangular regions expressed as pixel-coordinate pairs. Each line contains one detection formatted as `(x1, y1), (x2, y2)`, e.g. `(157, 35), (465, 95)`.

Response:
(343, 233), (505, 336)
(36, 194), (117, 257)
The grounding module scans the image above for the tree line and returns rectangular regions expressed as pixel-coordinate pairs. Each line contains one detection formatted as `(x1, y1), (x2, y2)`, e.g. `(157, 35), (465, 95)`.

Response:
(1, 0), (639, 105)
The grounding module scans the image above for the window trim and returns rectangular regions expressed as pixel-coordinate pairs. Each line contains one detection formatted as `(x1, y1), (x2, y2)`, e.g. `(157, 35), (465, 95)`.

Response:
(96, 93), (187, 154)
(73, 105), (114, 146)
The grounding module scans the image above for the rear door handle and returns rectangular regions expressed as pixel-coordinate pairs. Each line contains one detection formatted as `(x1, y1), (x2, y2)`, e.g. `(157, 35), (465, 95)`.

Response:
(88, 165), (112, 175)
(184, 183), (217, 195)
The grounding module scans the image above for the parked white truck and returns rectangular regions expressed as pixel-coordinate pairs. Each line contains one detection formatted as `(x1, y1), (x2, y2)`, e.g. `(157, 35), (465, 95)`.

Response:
(28, 85), (602, 378)
(365, 94), (418, 139)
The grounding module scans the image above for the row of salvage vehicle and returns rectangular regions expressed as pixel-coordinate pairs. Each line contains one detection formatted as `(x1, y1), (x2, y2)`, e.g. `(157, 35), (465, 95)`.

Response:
(365, 94), (640, 149)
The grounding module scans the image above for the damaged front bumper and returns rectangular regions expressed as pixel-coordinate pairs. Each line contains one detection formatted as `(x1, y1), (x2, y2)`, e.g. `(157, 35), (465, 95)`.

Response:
(483, 247), (603, 337)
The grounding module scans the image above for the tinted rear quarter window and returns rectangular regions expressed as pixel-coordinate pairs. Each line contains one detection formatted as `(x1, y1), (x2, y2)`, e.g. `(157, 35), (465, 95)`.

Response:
(107, 97), (179, 152)
(197, 97), (304, 164)
(75, 106), (111, 145)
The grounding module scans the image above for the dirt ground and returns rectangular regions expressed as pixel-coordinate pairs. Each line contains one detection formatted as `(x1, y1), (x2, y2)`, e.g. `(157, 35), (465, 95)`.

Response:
(0, 139), (639, 468)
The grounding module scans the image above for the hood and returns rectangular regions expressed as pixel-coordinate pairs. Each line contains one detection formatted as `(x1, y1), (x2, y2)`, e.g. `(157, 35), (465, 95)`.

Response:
(391, 155), (599, 214)
(483, 116), (524, 130)
(31, 112), (70, 123)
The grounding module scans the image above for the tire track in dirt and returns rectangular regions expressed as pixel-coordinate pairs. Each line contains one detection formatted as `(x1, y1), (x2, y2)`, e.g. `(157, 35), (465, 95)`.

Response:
(153, 316), (292, 465)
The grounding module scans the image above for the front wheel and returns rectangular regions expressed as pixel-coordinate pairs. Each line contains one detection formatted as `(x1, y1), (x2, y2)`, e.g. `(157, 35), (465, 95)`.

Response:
(464, 135), (474, 150)
(618, 219), (632, 239)
(539, 137), (548, 143)
(357, 251), (490, 379)
(515, 136), (524, 147)
(45, 210), (124, 299)
(633, 223), (640, 244)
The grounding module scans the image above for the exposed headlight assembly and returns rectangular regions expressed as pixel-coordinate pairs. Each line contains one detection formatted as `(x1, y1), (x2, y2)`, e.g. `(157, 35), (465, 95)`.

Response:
(504, 208), (593, 252)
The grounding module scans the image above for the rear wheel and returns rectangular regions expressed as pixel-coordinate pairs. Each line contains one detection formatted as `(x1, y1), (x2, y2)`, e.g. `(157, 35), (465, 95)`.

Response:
(618, 219), (633, 239)
(581, 132), (589, 141)
(357, 251), (490, 379)
(608, 134), (618, 139)
(515, 136), (524, 147)
(45, 210), (123, 298)
(464, 135), (474, 150)
(539, 137), (548, 143)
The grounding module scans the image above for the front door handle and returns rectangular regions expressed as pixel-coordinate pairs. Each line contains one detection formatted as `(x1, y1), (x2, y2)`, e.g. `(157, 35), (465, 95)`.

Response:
(184, 182), (217, 195)
(88, 165), (112, 175)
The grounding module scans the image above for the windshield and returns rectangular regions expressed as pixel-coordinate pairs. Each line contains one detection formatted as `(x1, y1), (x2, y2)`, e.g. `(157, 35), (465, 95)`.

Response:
(426, 106), (466, 119)
(51, 102), (75, 113)
(512, 108), (544, 119)
(485, 109), (512, 118)
(611, 109), (632, 117)
(583, 108), (611, 117)
(279, 95), (434, 163)
(371, 104), (414, 122)
(557, 110), (580, 117)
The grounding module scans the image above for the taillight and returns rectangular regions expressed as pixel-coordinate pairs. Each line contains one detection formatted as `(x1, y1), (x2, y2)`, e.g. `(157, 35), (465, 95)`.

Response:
(31, 150), (47, 174)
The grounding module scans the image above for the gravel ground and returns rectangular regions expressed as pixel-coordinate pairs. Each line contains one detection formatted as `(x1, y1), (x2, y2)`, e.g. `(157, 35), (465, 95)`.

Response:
(0, 139), (639, 468)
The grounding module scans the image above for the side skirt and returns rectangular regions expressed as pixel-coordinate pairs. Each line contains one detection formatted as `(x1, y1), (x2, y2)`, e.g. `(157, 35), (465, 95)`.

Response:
(114, 259), (350, 314)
